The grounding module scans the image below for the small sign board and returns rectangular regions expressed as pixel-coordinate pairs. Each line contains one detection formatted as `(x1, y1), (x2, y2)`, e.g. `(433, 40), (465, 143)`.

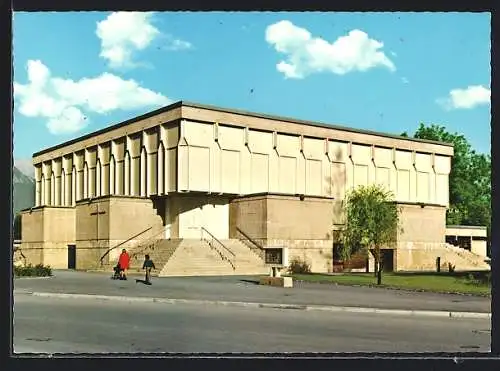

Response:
(265, 248), (283, 265)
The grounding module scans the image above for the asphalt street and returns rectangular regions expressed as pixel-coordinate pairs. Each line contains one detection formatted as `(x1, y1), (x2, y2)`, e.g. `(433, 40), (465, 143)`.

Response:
(13, 270), (491, 313)
(13, 293), (490, 353)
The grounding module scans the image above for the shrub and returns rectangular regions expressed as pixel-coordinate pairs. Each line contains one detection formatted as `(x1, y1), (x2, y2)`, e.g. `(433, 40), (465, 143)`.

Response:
(288, 258), (311, 274)
(464, 271), (491, 286)
(14, 264), (52, 277)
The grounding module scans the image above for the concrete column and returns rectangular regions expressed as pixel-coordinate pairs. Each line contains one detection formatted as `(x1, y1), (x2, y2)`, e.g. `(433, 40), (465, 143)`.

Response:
(157, 143), (164, 195)
(64, 170), (71, 206)
(50, 173), (55, 206)
(83, 164), (88, 199)
(124, 152), (130, 195)
(35, 166), (41, 206)
(45, 176), (51, 205)
(60, 171), (65, 206)
(35, 180), (41, 207)
(130, 156), (139, 196)
(140, 148), (147, 197)
(40, 175), (45, 206)
(96, 160), (102, 197)
(72, 167), (76, 206)
(109, 156), (115, 195)
(88, 166), (96, 198)
(54, 174), (61, 207)
(53, 159), (62, 206)
(56, 175), (61, 206)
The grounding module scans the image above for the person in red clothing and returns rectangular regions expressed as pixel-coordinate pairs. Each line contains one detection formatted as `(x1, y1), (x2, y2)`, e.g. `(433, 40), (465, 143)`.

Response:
(118, 249), (130, 280)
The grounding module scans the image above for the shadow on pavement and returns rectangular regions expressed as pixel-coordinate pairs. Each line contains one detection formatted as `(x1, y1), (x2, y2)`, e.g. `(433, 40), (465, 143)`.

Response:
(240, 279), (259, 285)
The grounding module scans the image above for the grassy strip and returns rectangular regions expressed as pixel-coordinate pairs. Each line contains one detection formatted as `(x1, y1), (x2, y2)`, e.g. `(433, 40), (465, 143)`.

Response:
(290, 272), (491, 296)
(14, 264), (52, 277)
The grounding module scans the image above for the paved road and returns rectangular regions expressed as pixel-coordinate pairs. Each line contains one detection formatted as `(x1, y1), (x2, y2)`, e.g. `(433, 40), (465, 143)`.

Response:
(13, 293), (490, 353)
(13, 270), (491, 313)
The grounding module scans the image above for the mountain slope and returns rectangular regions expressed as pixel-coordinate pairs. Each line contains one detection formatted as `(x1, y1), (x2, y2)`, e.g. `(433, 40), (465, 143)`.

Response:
(13, 166), (35, 216)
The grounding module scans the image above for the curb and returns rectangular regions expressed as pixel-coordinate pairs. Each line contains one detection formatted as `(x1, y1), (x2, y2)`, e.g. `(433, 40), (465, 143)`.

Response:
(15, 291), (491, 320)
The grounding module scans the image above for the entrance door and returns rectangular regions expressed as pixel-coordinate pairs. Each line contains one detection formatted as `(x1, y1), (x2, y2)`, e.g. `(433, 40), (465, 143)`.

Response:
(68, 244), (76, 269)
(381, 249), (394, 272)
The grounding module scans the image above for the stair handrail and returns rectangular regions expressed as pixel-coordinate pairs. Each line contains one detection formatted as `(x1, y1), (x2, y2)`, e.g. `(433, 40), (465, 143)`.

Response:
(99, 226), (153, 266)
(200, 227), (235, 257)
(235, 227), (265, 259)
(200, 227), (235, 270)
(129, 226), (169, 260)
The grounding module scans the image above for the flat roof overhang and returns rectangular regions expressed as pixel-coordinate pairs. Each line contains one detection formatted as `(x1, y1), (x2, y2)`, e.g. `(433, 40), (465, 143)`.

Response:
(32, 100), (454, 163)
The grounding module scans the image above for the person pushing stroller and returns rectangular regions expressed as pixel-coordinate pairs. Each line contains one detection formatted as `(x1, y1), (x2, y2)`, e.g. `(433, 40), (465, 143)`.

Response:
(112, 249), (130, 280)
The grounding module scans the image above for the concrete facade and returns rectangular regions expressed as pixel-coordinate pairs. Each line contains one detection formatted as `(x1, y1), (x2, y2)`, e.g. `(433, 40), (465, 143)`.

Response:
(20, 100), (478, 273)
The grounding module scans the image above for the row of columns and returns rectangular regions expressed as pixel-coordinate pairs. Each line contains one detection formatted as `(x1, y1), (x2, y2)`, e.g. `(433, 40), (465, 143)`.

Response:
(35, 140), (170, 207)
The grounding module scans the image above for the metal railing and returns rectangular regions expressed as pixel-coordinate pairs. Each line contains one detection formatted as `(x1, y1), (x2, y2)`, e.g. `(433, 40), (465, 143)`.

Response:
(200, 227), (235, 270)
(129, 226), (170, 262)
(99, 226), (153, 266)
(235, 227), (266, 260)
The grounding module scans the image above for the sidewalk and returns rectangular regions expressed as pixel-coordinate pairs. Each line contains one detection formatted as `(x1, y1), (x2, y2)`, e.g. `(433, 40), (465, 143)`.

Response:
(13, 270), (491, 315)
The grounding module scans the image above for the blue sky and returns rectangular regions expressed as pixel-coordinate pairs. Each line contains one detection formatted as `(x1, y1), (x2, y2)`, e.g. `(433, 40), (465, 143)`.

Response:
(13, 12), (491, 176)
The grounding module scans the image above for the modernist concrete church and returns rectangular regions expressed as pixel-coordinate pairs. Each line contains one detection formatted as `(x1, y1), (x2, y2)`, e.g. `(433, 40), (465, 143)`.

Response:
(18, 101), (489, 275)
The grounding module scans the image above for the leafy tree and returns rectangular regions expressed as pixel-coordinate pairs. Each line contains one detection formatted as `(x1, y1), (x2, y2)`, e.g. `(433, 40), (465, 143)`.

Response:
(340, 185), (400, 285)
(402, 123), (491, 255)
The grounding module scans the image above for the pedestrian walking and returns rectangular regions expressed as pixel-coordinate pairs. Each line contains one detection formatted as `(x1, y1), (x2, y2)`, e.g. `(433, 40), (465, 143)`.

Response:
(142, 254), (156, 285)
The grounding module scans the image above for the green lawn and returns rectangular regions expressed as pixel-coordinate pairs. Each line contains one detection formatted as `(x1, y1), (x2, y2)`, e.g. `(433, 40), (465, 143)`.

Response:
(290, 272), (491, 296)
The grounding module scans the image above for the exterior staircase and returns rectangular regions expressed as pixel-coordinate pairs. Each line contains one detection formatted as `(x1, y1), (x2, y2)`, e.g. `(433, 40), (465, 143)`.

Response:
(158, 239), (268, 277)
(127, 239), (184, 276)
(443, 243), (490, 271)
(219, 239), (269, 275)
(94, 234), (268, 277)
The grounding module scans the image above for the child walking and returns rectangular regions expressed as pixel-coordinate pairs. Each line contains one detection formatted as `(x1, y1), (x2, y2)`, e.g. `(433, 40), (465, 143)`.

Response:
(142, 254), (156, 285)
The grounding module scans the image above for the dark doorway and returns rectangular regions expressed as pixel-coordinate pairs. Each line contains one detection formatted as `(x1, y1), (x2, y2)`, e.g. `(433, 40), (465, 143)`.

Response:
(381, 249), (394, 272)
(68, 244), (76, 269)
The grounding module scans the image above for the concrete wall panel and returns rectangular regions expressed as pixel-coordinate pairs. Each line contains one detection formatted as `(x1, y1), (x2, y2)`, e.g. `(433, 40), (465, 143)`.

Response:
(435, 155), (451, 174)
(276, 134), (299, 157)
(189, 146), (210, 192)
(331, 162), (346, 199)
(306, 159), (322, 195)
(248, 130), (273, 154)
(219, 125), (244, 151)
(397, 169), (410, 201)
(303, 137), (324, 160)
(221, 149), (240, 194)
(351, 144), (371, 165)
(279, 156), (297, 194)
(353, 164), (369, 188)
(397, 203), (446, 243)
(183, 120), (213, 147)
(251, 153), (269, 193)
(327, 141), (348, 162)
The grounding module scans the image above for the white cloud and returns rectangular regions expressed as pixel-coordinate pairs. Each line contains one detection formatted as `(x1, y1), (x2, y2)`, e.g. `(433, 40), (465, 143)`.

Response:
(96, 12), (161, 68)
(14, 158), (35, 178)
(401, 77), (409, 84)
(164, 38), (192, 51)
(437, 85), (491, 110)
(14, 60), (171, 135)
(265, 20), (396, 79)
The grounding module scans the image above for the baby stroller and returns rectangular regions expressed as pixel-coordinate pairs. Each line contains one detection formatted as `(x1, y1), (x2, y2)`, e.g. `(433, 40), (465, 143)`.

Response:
(111, 264), (124, 280)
